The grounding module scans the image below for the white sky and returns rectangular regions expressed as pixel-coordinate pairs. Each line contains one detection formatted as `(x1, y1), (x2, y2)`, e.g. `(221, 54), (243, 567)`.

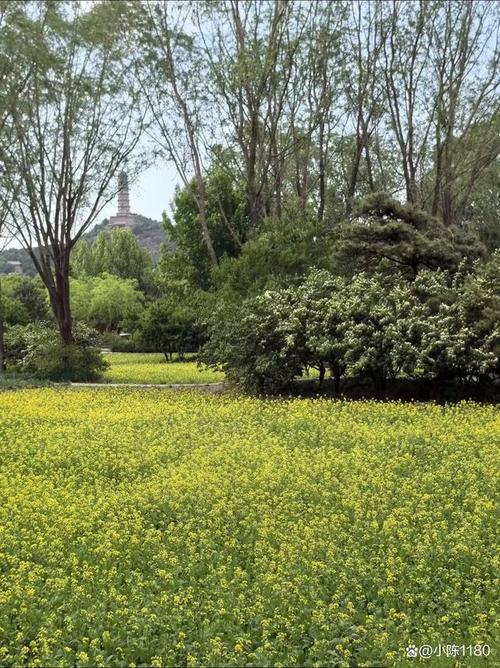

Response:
(100, 161), (179, 225)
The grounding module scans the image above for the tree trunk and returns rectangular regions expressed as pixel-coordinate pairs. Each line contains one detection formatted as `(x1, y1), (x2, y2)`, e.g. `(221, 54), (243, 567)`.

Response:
(49, 257), (74, 344)
(317, 120), (326, 223)
(432, 135), (443, 217)
(346, 135), (364, 214)
(247, 158), (259, 229)
(330, 362), (342, 394)
(197, 179), (218, 266)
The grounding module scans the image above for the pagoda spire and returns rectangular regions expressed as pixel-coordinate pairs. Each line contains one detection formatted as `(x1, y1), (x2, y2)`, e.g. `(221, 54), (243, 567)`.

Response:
(107, 171), (136, 229)
(117, 171), (130, 215)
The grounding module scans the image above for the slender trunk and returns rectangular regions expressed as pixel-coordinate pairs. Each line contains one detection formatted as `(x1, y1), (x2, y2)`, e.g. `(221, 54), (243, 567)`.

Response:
(407, 126), (418, 205)
(247, 109), (260, 228)
(346, 136), (364, 214)
(162, 25), (218, 266)
(196, 178), (218, 266)
(0, 278), (5, 374)
(407, 170), (418, 206)
(432, 137), (442, 217)
(317, 120), (326, 223)
(441, 126), (455, 226)
(273, 145), (283, 220)
(364, 141), (375, 192)
(318, 363), (326, 386)
(247, 162), (259, 229)
(361, 118), (375, 192)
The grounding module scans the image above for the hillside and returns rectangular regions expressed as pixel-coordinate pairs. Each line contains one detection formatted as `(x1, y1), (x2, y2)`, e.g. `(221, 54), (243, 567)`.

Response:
(0, 216), (173, 276)
(85, 214), (173, 262)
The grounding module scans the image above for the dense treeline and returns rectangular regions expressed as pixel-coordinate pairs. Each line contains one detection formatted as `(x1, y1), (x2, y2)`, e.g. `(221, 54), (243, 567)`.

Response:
(0, 0), (498, 386)
(201, 257), (500, 393)
(141, 0), (499, 260)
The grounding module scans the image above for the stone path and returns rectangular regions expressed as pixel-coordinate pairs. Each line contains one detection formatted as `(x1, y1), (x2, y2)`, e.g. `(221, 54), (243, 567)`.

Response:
(69, 382), (226, 393)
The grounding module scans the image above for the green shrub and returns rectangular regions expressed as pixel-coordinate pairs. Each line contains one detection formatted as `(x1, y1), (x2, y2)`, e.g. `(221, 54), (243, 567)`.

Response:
(202, 268), (500, 393)
(5, 322), (107, 381)
(139, 299), (204, 360)
(200, 290), (304, 393)
(22, 342), (108, 382)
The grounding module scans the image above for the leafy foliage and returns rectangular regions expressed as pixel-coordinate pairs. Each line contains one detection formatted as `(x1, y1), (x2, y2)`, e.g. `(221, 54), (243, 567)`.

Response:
(72, 229), (153, 291)
(334, 193), (486, 278)
(165, 165), (248, 289)
(5, 321), (106, 381)
(1, 275), (50, 326)
(139, 300), (203, 361)
(212, 214), (333, 299)
(71, 274), (144, 334)
(202, 268), (499, 393)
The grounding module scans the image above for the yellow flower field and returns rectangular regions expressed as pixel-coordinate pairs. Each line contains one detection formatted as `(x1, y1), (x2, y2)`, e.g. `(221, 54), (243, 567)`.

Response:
(0, 389), (498, 666)
(103, 353), (225, 384)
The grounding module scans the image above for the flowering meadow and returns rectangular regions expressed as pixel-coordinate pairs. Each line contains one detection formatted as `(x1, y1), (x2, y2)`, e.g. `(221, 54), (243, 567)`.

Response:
(103, 353), (224, 385)
(0, 388), (498, 666)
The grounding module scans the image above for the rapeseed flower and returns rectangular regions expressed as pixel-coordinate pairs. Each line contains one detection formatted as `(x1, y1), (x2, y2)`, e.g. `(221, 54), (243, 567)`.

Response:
(0, 389), (497, 665)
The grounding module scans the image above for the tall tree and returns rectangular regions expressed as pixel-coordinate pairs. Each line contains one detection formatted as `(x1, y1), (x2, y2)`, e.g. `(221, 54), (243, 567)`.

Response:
(162, 164), (248, 288)
(72, 228), (152, 290)
(136, 0), (218, 266)
(342, 1), (386, 213)
(429, 0), (499, 225)
(379, 0), (437, 206)
(0, 1), (144, 343)
(0, 0), (29, 372)
(201, 0), (300, 228)
(283, 1), (345, 222)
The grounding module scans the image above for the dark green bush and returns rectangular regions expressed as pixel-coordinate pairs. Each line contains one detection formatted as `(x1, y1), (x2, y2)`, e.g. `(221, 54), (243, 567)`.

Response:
(201, 267), (500, 394)
(139, 299), (205, 360)
(5, 322), (107, 381)
(200, 290), (304, 393)
(22, 342), (108, 382)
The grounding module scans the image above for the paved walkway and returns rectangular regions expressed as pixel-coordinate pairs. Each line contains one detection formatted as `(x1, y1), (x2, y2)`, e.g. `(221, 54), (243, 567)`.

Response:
(69, 382), (226, 392)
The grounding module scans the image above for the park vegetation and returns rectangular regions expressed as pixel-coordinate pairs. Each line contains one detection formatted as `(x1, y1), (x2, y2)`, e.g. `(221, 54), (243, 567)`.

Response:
(0, 2), (499, 663)
(0, 388), (497, 664)
(0, 0), (498, 393)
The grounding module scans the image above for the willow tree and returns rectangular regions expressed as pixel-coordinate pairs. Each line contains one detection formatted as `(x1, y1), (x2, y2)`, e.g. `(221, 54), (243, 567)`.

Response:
(0, 0), (144, 343)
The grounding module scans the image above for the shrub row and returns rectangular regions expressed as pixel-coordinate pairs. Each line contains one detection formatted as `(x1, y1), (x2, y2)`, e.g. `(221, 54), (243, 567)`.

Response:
(201, 264), (500, 394)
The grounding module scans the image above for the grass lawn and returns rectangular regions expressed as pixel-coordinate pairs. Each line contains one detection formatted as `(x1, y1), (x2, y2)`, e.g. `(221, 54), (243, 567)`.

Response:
(103, 352), (225, 384)
(0, 388), (497, 666)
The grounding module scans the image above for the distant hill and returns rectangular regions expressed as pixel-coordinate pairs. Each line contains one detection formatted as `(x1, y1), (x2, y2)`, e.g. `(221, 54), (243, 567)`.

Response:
(0, 215), (174, 276)
(85, 214), (174, 263)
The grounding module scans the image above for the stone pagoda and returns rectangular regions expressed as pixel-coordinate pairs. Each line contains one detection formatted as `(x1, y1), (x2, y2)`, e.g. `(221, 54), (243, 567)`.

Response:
(108, 172), (136, 229)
